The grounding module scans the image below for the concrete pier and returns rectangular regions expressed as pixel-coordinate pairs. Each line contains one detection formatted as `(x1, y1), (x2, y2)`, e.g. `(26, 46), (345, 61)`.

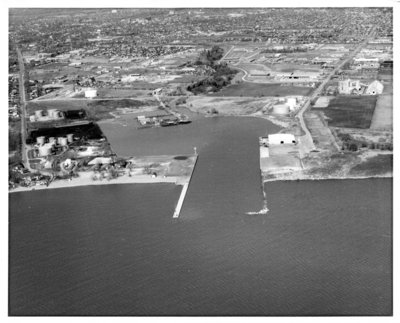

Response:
(173, 183), (189, 218)
(173, 155), (198, 218)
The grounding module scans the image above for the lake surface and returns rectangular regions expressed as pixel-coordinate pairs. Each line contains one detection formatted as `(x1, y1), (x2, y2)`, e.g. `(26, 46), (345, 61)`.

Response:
(9, 116), (392, 315)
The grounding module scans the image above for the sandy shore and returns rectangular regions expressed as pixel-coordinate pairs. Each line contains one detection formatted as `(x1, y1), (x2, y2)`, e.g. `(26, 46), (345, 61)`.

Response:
(264, 172), (392, 183)
(9, 171), (182, 193)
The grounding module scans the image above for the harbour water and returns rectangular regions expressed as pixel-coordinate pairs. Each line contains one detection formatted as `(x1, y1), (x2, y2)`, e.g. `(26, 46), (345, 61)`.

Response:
(9, 116), (392, 315)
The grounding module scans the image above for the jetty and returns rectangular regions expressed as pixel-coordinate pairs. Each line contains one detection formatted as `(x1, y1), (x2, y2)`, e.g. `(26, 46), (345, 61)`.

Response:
(173, 154), (198, 218)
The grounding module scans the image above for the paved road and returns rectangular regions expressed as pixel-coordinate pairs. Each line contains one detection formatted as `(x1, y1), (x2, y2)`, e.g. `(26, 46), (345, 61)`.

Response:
(219, 45), (235, 63)
(16, 46), (30, 169)
(153, 91), (181, 118)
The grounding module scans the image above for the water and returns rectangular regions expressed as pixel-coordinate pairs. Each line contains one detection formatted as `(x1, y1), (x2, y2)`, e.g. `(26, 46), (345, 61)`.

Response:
(9, 116), (392, 315)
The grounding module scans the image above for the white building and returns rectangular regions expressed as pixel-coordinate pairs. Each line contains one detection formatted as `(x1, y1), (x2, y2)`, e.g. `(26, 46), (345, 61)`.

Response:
(365, 80), (384, 95)
(268, 133), (297, 145)
(338, 79), (362, 95)
(85, 89), (97, 99)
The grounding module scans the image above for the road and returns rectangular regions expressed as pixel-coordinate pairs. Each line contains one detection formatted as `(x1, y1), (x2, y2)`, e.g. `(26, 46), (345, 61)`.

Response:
(153, 90), (181, 118)
(295, 26), (377, 153)
(16, 46), (30, 169)
(219, 45), (235, 63)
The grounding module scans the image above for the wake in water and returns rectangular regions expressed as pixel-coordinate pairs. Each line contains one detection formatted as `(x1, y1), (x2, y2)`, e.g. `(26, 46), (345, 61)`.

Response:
(246, 179), (269, 215)
(246, 206), (269, 215)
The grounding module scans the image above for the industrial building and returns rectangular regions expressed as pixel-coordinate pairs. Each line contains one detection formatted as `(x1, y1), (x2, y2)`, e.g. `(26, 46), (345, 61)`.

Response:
(84, 88), (98, 99)
(262, 133), (297, 146)
(338, 79), (363, 95)
(365, 80), (384, 95)
(338, 79), (383, 95)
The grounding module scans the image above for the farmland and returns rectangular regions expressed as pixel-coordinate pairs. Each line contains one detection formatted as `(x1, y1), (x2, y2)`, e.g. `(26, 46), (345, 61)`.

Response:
(313, 96), (377, 129)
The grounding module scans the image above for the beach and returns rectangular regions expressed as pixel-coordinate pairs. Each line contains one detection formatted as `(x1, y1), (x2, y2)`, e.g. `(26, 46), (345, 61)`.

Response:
(9, 171), (181, 193)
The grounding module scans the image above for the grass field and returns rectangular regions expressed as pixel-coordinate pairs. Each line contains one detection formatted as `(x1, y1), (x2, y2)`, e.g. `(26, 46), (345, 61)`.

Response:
(313, 96), (377, 129)
(349, 154), (392, 176)
(27, 100), (88, 113)
(97, 88), (150, 98)
(208, 82), (314, 97)
(370, 94), (392, 130)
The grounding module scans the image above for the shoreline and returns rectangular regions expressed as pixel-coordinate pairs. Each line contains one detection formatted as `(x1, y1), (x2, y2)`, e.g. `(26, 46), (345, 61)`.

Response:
(264, 172), (392, 183)
(10, 170), (392, 194)
(9, 172), (182, 194)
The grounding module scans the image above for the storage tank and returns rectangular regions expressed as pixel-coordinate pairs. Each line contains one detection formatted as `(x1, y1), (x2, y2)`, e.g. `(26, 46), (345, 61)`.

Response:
(67, 134), (74, 143)
(85, 89), (97, 99)
(286, 98), (297, 111)
(59, 137), (68, 146)
(52, 110), (64, 119)
(39, 145), (52, 157)
(272, 104), (290, 115)
(36, 136), (45, 145)
(49, 137), (56, 145)
(47, 109), (56, 118)
(29, 115), (36, 122)
(35, 110), (44, 118)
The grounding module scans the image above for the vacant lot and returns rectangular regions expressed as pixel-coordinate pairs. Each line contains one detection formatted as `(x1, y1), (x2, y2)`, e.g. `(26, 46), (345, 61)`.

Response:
(313, 96), (377, 129)
(370, 94), (392, 130)
(27, 100), (88, 113)
(349, 154), (392, 176)
(97, 88), (149, 98)
(269, 63), (322, 73)
(187, 96), (270, 115)
(209, 82), (314, 97)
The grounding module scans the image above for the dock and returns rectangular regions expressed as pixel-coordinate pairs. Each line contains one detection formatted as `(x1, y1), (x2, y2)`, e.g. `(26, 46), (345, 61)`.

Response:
(173, 154), (198, 218)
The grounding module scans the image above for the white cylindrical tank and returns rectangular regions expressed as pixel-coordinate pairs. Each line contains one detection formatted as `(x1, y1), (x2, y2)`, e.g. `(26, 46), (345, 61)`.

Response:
(37, 136), (45, 145)
(49, 137), (56, 145)
(60, 137), (68, 146)
(39, 145), (52, 157)
(287, 98), (297, 110)
(85, 89), (97, 99)
(272, 104), (290, 115)
(67, 134), (74, 143)
(29, 115), (36, 122)
(47, 109), (56, 118)
(35, 110), (43, 118)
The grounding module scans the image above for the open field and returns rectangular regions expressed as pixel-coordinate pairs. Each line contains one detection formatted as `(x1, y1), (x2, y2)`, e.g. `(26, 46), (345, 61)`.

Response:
(268, 63), (323, 73)
(260, 144), (302, 174)
(370, 94), (392, 130)
(304, 111), (339, 152)
(349, 153), (392, 176)
(27, 99), (89, 112)
(97, 88), (150, 98)
(235, 62), (271, 75)
(314, 96), (377, 129)
(187, 96), (270, 114)
(208, 82), (314, 97)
